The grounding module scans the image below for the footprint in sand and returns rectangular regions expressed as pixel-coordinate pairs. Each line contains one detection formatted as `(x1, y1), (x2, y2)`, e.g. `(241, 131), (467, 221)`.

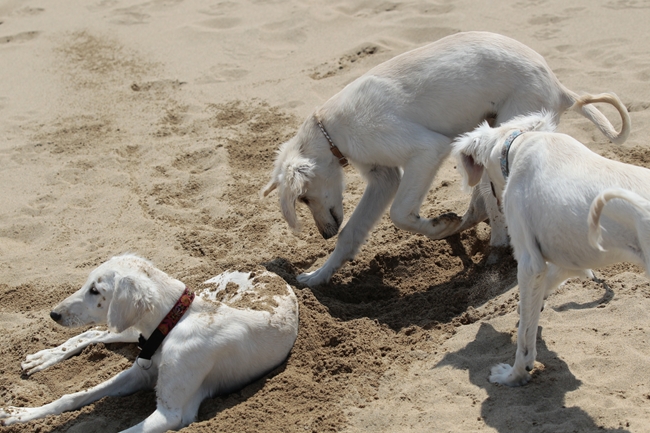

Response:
(110, 9), (150, 25)
(130, 79), (186, 92)
(199, 17), (242, 30)
(0, 31), (39, 44)
(513, 0), (549, 8)
(195, 64), (249, 84)
(528, 13), (571, 25)
(14, 7), (44, 16)
(604, 0), (650, 9)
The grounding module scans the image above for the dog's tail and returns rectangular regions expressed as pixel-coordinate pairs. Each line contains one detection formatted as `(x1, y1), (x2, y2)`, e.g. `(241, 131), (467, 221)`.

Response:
(588, 188), (650, 251)
(568, 92), (630, 145)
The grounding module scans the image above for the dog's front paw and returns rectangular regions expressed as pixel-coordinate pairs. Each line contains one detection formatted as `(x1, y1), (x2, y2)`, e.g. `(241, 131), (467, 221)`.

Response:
(1, 406), (32, 426)
(489, 363), (531, 387)
(22, 348), (63, 375)
(297, 268), (331, 287)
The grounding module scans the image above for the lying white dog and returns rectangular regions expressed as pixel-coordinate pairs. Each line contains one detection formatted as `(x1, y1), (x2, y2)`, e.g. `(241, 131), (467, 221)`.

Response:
(452, 97), (644, 386)
(262, 31), (629, 287)
(0, 254), (299, 432)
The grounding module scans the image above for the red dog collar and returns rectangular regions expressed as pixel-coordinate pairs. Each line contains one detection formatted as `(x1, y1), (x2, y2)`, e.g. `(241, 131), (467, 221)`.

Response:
(137, 287), (195, 367)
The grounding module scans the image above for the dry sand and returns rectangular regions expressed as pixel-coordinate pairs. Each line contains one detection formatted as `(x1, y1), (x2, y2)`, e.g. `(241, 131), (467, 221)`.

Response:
(1, 0), (650, 432)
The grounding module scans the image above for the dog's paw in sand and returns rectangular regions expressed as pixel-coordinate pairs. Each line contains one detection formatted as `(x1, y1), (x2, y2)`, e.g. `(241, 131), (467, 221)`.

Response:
(489, 363), (531, 387)
(1, 406), (37, 426)
(21, 328), (133, 376)
(427, 212), (463, 239)
(21, 348), (63, 376)
(297, 268), (331, 287)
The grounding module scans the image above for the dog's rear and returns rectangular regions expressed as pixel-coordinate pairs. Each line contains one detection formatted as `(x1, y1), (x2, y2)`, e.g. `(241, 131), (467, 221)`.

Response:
(588, 188), (650, 258)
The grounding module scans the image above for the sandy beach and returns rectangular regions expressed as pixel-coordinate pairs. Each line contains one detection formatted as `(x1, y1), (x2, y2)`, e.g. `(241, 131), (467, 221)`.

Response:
(1, 0), (650, 432)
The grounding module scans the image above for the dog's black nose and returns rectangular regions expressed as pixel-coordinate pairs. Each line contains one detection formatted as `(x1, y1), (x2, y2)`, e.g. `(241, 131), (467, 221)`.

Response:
(50, 311), (62, 322)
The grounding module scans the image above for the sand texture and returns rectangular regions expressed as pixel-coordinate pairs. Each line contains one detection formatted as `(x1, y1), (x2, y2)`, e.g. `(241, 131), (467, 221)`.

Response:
(1, 0), (650, 432)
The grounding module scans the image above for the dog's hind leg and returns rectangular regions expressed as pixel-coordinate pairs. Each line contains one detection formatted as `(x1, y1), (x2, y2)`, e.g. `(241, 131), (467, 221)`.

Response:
(1, 363), (153, 426)
(297, 165), (401, 286)
(22, 328), (140, 376)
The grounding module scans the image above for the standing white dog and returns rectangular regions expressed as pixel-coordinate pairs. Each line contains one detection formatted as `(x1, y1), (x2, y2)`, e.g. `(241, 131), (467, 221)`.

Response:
(452, 98), (647, 386)
(263, 31), (629, 287)
(0, 254), (299, 432)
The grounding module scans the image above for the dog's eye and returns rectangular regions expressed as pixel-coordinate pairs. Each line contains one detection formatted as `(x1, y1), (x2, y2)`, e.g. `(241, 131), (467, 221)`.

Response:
(299, 196), (310, 206)
(89, 285), (100, 295)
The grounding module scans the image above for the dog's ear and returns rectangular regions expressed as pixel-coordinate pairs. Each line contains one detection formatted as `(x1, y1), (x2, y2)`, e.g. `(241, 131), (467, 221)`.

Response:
(453, 134), (487, 191)
(459, 151), (484, 189)
(279, 158), (314, 229)
(107, 276), (149, 333)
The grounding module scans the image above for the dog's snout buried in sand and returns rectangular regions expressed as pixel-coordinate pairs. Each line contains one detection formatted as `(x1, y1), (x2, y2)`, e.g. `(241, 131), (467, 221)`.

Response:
(262, 30), (629, 287)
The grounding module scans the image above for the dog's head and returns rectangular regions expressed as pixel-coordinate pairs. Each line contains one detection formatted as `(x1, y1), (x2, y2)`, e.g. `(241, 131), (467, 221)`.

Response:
(453, 111), (556, 196)
(50, 254), (158, 333)
(261, 124), (345, 239)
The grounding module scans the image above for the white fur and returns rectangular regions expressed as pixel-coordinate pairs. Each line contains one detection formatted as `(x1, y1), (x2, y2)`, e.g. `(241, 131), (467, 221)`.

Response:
(263, 31), (629, 287)
(1, 254), (299, 432)
(588, 188), (650, 253)
(452, 101), (644, 387)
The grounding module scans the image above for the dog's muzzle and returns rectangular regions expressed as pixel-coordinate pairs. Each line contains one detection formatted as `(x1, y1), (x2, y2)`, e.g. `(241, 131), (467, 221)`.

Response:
(319, 224), (340, 239)
(318, 208), (342, 239)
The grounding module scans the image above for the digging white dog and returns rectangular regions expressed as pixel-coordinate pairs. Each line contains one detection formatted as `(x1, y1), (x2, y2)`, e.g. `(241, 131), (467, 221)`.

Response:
(0, 254), (299, 432)
(451, 98), (649, 386)
(263, 31), (629, 287)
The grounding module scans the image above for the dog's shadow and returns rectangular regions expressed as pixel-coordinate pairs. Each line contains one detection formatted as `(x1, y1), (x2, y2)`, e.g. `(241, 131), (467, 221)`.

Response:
(552, 273), (615, 312)
(265, 232), (616, 332)
(434, 322), (631, 433)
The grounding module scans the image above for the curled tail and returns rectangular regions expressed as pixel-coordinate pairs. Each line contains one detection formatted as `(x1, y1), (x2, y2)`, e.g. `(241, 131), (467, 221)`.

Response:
(570, 92), (631, 145)
(588, 188), (650, 251)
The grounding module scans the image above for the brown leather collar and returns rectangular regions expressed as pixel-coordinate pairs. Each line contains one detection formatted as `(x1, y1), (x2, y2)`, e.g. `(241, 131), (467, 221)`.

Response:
(315, 117), (349, 167)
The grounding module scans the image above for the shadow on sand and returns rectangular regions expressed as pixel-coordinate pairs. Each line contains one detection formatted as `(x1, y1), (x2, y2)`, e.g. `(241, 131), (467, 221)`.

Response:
(434, 322), (630, 433)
